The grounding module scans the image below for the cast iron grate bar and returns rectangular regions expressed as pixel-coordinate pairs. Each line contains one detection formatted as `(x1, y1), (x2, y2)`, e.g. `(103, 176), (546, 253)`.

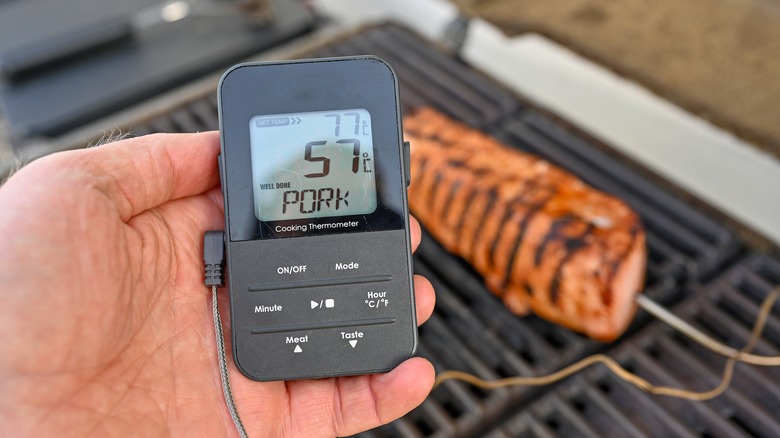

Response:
(318, 25), (519, 130)
(484, 254), (780, 438)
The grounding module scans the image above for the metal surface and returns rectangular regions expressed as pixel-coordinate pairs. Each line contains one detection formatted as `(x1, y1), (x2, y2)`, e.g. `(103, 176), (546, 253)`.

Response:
(0, 0), (313, 141)
(124, 24), (776, 438)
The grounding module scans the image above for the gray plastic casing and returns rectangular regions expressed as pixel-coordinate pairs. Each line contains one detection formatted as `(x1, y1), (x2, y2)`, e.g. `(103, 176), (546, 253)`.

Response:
(217, 57), (417, 381)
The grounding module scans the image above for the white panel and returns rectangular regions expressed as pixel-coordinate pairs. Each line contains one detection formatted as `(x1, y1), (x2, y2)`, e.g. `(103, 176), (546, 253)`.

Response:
(312, 0), (458, 42)
(463, 19), (780, 246)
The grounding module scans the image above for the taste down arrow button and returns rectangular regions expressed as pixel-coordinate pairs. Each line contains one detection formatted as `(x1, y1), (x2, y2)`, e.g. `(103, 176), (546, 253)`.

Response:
(342, 330), (363, 348)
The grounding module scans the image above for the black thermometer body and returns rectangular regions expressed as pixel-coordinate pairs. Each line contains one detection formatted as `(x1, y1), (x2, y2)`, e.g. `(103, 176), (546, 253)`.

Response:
(217, 57), (417, 381)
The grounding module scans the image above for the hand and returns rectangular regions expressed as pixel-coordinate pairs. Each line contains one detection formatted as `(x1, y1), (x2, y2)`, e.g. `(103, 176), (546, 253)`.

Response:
(0, 132), (436, 437)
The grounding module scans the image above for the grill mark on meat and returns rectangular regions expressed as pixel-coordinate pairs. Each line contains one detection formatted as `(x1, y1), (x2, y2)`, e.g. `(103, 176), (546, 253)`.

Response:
(416, 155), (430, 178)
(602, 222), (643, 306)
(534, 215), (577, 267)
(470, 188), (498, 258)
(413, 157), (430, 204)
(404, 108), (647, 342)
(550, 224), (595, 305)
(447, 159), (467, 168)
(500, 197), (553, 292)
(410, 154), (431, 211)
(440, 179), (463, 223)
(454, 186), (480, 243)
(427, 171), (444, 215)
(488, 180), (541, 268)
(609, 222), (642, 280)
(489, 201), (518, 269)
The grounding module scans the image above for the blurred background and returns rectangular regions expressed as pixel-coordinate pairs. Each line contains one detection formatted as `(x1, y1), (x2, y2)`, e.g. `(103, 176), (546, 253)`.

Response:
(1, 0), (779, 436)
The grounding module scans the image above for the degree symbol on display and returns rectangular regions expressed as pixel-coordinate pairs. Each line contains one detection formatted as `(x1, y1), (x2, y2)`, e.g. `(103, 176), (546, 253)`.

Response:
(363, 152), (372, 173)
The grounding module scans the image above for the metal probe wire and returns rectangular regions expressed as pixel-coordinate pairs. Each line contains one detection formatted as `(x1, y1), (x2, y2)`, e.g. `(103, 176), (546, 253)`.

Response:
(635, 292), (780, 366)
(213, 285), (249, 438)
(434, 286), (780, 401)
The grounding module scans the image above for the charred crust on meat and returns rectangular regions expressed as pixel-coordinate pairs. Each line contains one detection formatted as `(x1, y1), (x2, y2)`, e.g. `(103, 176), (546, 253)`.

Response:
(455, 186), (480, 243)
(549, 224), (594, 305)
(447, 159), (467, 168)
(405, 108), (647, 341)
(534, 215), (577, 267)
(428, 171), (444, 211)
(605, 221), (643, 298)
(501, 198), (551, 292)
(440, 179), (463, 223)
(416, 155), (430, 179)
(489, 200), (518, 269)
(602, 221), (643, 307)
(470, 188), (498, 258)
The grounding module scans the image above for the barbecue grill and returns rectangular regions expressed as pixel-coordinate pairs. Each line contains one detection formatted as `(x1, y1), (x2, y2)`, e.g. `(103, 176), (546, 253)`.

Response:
(75, 23), (780, 437)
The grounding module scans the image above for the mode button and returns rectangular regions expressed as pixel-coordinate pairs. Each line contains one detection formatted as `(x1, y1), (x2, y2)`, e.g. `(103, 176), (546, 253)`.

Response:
(334, 262), (359, 271)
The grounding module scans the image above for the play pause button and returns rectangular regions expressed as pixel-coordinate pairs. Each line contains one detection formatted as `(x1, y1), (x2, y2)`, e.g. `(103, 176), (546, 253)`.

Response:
(310, 299), (335, 309)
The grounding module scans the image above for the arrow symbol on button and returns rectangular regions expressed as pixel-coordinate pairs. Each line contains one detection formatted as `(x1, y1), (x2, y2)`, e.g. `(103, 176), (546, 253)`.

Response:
(310, 301), (319, 309)
(349, 340), (357, 348)
(294, 345), (302, 353)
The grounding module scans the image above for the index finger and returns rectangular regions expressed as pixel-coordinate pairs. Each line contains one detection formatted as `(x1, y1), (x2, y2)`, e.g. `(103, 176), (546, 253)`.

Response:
(410, 215), (422, 253)
(72, 131), (221, 221)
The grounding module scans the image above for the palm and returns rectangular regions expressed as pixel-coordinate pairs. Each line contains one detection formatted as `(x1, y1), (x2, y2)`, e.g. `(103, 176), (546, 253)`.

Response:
(0, 133), (435, 437)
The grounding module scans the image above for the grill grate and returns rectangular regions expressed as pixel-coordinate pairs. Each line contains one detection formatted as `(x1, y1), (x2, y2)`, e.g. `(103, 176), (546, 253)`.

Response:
(125, 23), (767, 438)
(131, 94), (219, 136)
(483, 254), (780, 438)
(316, 25), (519, 130)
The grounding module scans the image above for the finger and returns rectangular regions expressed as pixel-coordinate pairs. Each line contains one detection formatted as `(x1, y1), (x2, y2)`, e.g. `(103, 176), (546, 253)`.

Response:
(69, 132), (221, 221)
(415, 274), (435, 326)
(337, 358), (434, 436)
(151, 185), (225, 259)
(409, 215), (422, 253)
(285, 357), (435, 437)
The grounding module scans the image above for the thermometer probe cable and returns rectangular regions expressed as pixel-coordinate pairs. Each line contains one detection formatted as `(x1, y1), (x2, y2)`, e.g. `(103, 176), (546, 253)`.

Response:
(434, 286), (780, 401)
(204, 231), (248, 438)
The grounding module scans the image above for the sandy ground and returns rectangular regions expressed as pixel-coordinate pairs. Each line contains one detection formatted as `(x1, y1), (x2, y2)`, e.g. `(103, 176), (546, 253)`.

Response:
(453, 0), (780, 157)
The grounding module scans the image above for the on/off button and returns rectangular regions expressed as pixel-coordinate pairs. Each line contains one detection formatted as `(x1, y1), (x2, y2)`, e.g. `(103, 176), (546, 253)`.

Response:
(277, 265), (307, 275)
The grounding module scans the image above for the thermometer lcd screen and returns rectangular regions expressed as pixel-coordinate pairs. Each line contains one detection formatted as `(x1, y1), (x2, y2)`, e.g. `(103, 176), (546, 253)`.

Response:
(249, 108), (377, 221)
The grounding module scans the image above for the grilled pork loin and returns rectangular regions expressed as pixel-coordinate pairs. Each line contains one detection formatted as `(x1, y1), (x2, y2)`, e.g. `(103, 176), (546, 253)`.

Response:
(404, 108), (646, 342)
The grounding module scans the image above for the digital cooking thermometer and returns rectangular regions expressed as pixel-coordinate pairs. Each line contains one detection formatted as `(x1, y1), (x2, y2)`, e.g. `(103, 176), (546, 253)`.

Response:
(217, 57), (417, 381)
